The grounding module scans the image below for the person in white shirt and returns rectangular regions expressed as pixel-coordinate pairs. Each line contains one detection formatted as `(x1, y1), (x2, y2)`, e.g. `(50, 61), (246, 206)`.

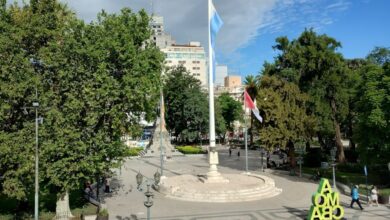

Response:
(369, 186), (379, 206)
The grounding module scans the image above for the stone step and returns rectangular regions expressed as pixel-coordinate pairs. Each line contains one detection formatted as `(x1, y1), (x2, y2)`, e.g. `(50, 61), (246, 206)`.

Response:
(169, 187), (281, 201)
(172, 185), (276, 196)
(166, 189), (282, 202)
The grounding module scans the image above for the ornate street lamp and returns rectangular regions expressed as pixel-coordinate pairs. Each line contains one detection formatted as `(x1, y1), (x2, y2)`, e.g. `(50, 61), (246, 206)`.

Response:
(330, 147), (337, 189)
(136, 171), (161, 220)
(296, 142), (305, 178)
(29, 58), (45, 220)
(260, 148), (265, 172)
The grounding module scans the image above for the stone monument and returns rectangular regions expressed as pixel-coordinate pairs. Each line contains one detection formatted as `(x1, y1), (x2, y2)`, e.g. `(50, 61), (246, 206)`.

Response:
(142, 94), (182, 158)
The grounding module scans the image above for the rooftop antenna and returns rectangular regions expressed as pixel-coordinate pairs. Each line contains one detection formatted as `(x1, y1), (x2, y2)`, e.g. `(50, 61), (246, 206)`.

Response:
(150, 0), (154, 16)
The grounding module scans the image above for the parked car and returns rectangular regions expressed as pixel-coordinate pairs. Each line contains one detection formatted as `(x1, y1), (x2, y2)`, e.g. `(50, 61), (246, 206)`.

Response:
(268, 150), (289, 168)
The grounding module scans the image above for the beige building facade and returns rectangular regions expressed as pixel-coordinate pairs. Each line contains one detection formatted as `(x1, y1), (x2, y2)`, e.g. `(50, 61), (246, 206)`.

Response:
(161, 42), (207, 86)
(224, 75), (242, 88)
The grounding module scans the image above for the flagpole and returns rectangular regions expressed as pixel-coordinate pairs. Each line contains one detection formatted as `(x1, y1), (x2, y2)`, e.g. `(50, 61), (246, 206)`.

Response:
(208, 0), (215, 151)
(244, 91), (248, 173)
(206, 0), (226, 183)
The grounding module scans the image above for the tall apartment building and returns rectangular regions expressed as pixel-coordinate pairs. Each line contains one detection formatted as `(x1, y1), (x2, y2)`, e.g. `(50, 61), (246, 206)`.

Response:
(150, 16), (175, 49)
(161, 41), (207, 86)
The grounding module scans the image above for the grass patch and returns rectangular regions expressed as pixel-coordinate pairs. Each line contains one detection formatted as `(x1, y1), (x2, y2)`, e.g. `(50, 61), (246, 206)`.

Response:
(0, 204), (97, 220)
(378, 188), (390, 196)
(176, 146), (205, 154)
(71, 203), (98, 216)
(125, 147), (144, 156)
(0, 190), (97, 219)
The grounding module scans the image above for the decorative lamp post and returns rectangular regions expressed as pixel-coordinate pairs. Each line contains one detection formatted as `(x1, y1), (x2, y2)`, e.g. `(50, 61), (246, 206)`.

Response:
(136, 171), (161, 220)
(330, 147), (337, 189)
(29, 58), (45, 220)
(22, 103), (42, 220)
(296, 143), (305, 178)
(260, 148), (265, 172)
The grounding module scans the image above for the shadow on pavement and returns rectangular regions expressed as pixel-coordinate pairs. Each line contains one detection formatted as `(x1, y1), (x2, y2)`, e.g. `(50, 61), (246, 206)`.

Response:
(115, 215), (138, 220)
(283, 206), (307, 219)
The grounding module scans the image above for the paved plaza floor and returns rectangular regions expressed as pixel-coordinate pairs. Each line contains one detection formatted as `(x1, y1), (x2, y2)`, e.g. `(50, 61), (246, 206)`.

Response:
(103, 148), (390, 220)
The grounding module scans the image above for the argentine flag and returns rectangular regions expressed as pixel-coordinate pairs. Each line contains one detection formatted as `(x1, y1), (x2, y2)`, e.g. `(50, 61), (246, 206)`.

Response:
(208, 0), (223, 148)
(209, 0), (223, 82)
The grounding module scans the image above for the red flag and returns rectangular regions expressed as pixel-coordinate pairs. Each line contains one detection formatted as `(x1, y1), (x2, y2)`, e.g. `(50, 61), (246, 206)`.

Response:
(244, 90), (263, 123)
(244, 90), (256, 109)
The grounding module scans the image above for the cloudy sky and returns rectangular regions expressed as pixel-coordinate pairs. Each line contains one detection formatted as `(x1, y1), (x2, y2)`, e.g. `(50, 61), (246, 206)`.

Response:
(10, 0), (390, 77)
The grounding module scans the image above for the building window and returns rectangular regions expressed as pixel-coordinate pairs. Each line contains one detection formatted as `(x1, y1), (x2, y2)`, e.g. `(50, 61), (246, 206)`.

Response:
(178, 61), (186, 64)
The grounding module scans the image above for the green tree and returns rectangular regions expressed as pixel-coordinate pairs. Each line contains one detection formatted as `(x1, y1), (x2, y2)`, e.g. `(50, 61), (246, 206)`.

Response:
(344, 59), (367, 150)
(214, 101), (227, 143)
(256, 75), (315, 152)
(164, 66), (209, 143)
(355, 62), (390, 164)
(366, 47), (390, 66)
(216, 93), (243, 137)
(269, 29), (351, 162)
(0, 1), (164, 215)
(0, 0), (72, 202)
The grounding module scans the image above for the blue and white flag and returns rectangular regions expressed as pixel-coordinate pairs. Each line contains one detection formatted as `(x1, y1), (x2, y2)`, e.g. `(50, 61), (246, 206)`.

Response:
(209, 0), (223, 81)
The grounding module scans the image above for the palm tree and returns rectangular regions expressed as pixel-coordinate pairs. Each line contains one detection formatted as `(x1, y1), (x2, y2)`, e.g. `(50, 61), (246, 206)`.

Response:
(244, 75), (259, 146)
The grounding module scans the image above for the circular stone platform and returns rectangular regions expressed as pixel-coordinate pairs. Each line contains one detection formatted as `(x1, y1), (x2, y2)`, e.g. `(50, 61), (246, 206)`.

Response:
(159, 173), (282, 203)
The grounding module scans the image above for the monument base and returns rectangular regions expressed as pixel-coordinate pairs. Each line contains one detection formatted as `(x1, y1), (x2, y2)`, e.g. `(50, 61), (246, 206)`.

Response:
(159, 173), (282, 203)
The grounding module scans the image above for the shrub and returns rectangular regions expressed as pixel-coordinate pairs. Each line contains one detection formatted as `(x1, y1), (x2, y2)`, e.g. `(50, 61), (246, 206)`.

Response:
(336, 163), (390, 186)
(98, 208), (109, 216)
(344, 149), (359, 163)
(304, 148), (325, 167)
(176, 146), (205, 154)
(125, 147), (144, 156)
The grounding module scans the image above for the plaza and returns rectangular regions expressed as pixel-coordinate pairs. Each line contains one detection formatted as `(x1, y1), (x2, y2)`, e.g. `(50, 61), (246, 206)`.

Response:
(103, 148), (390, 220)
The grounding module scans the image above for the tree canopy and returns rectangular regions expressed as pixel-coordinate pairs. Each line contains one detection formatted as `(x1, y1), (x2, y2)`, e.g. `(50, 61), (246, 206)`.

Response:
(266, 29), (352, 162)
(256, 75), (315, 151)
(0, 0), (164, 202)
(216, 93), (243, 132)
(354, 62), (390, 164)
(163, 66), (209, 143)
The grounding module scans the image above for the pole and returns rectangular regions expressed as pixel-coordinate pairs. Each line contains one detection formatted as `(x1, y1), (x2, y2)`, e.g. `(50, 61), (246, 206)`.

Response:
(34, 105), (39, 220)
(244, 93), (248, 172)
(159, 89), (164, 176)
(299, 147), (302, 178)
(365, 175), (368, 203)
(364, 165), (368, 203)
(261, 150), (264, 172)
(299, 162), (302, 178)
(208, 0), (216, 152)
(146, 184), (151, 220)
(332, 163), (336, 189)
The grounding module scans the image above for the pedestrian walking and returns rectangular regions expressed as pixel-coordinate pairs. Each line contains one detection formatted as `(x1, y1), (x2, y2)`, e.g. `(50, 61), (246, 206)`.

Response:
(350, 185), (364, 210)
(105, 177), (111, 193)
(369, 186), (379, 207)
(229, 147), (232, 156)
(237, 149), (240, 157)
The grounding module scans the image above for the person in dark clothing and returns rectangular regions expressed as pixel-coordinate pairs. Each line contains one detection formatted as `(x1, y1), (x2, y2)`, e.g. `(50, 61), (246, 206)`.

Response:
(237, 150), (240, 157)
(104, 177), (111, 193)
(229, 148), (232, 156)
(350, 185), (364, 210)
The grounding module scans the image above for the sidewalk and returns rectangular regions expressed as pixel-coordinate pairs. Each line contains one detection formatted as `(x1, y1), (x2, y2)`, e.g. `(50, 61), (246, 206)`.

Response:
(102, 148), (390, 219)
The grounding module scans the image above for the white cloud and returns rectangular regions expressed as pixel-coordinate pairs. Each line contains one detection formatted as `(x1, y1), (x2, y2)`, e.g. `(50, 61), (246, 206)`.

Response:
(8, 0), (352, 72)
(214, 0), (278, 53)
